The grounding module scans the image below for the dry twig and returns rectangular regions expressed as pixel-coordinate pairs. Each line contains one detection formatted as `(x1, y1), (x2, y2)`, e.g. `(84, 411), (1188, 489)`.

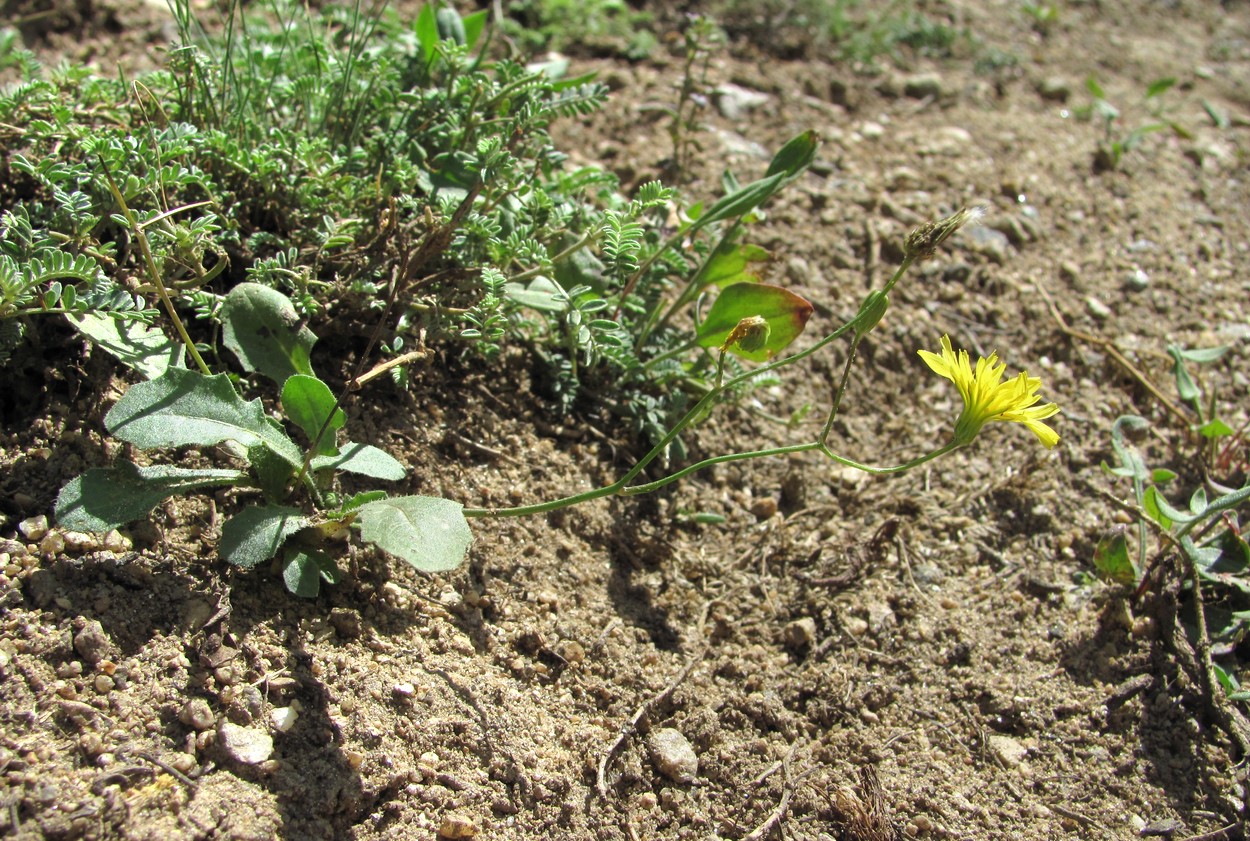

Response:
(596, 650), (705, 799)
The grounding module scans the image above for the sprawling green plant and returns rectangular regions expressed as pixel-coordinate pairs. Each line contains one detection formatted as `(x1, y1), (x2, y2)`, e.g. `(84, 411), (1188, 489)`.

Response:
(56, 207), (1064, 596)
(55, 282), (468, 597)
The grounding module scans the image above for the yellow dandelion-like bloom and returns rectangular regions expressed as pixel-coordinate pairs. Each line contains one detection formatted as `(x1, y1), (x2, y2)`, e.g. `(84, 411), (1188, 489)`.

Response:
(918, 334), (1061, 448)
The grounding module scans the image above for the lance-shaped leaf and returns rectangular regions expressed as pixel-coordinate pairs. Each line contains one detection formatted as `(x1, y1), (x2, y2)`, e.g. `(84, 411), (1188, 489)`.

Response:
(105, 368), (303, 469)
(55, 463), (248, 533)
(358, 496), (472, 573)
(281, 375), (344, 456)
(221, 283), (316, 384)
(696, 283), (814, 362)
(219, 505), (307, 569)
(311, 443), (406, 481)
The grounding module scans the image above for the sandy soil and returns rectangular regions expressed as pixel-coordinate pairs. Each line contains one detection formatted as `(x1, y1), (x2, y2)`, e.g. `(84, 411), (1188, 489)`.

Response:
(2, 0), (1250, 839)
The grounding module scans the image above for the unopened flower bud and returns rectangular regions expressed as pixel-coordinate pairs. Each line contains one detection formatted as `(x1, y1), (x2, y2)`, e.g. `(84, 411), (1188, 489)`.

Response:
(853, 290), (889, 338)
(722, 316), (771, 354)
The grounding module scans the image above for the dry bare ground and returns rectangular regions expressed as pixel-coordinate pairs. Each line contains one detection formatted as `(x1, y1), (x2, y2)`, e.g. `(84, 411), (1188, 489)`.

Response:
(2, 1), (1250, 839)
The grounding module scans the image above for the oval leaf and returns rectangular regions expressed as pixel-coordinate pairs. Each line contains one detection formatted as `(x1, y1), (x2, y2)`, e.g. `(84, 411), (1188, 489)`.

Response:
(696, 283), (814, 362)
(221, 283), (316, 384)
(1093, 530), (1137, 585)
(310, 442), (406, 481)
(358, 496), (472, 573)
(68, 312), (184, 380)
(281, 375), (344, 455)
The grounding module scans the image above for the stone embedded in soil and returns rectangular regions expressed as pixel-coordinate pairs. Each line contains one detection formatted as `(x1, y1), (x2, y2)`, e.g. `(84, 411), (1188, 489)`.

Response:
(903, 72), (944, 99)
(1036, 76), (1072, 102)
(219, 722), (274, 765)
(988, 734), (1029, 767)
(1124, 269), (1150, 291)
(749, 497), (778, 520)
(270, 706), (298, 733)
(647, 728), (698, 784)
(180, 698), (216, 731)
(438, 813), (480, 839)
(18, 515), (48, 540)
(783, 618), (818, 650)
(329, 607), (362, 639)
(962, 225), (1011, 264)
(713, 83), (771, 120)
(73, 620), (114, 665)
(1086, 296), (1112, 320)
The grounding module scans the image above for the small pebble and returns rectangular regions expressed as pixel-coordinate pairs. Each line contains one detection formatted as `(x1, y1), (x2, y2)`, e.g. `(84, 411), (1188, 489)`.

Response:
(328, 608), (362, 639)
(1086, 296), (1112, 320)
(903, 72), (944, 99)
(647, 728), (698, 784)
(61, 531), (99, 552)
(783, 618), (817, 650)
(180, 698), (216, 731)
(987, 734), (1028, 767)
(18, 516), (48, 541)
(73, 621), (114, 665)
(557, 640), (585, 664)
(1036, 76), (1072, 102)
(93, 675), (113, 694)
(102, 530), (132, 553)
(218, 722), (274, 765)
(271, 706), (298, 733)
(40, 532), (66, 556)
(1124, 268), (1150, 291)
(749, 497), (778, 520)
(438, 814), (480, 839)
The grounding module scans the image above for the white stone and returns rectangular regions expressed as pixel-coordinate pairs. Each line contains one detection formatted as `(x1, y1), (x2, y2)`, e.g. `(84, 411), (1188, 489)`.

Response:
(219, 722), (274, 765)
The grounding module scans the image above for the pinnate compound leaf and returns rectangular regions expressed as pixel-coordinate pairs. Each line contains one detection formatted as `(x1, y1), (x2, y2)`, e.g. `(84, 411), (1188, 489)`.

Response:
(105, 368), (303, 469)
(281, 375), (344, 456)
(55, 463), (248, 532)
(358, 496), (472, 573)
(696, 283), (814, 362)
(221, 283), (316, 384)
(67, 312), (184, 380)
(310, 443), (406, 481)
(219, 505), (307, 569)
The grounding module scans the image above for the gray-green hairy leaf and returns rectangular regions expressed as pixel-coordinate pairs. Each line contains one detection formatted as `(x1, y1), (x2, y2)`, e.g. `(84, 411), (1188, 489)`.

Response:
(67, 312), (184, 380)
(311, 443), (406, 481)
(219, 505), (307, 569)
(55, 463), (248, 533)
(105, 368), (303, 469)
(221, 283), (316, 384)
(358, 495), (471, 572)
(282, 547), (338, 598)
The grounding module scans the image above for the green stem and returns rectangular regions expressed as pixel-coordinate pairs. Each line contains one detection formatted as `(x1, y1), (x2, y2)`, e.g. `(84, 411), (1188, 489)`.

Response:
(100, 166), (211, 376)
(819, 331), (862, 445)
(463, 252), (933, 521)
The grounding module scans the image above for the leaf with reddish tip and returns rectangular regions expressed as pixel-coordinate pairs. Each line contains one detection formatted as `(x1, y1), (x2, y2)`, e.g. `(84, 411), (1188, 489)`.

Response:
(696, 283), (814, 362)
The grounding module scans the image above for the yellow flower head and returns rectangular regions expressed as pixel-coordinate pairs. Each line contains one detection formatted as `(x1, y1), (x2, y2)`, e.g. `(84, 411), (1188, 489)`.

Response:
(918, 334), (1060, 448)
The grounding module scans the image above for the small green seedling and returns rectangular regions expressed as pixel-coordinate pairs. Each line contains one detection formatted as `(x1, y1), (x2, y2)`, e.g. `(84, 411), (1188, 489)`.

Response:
(1098, 415), (1250, 651)
(1081, 76), (1191, 172)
